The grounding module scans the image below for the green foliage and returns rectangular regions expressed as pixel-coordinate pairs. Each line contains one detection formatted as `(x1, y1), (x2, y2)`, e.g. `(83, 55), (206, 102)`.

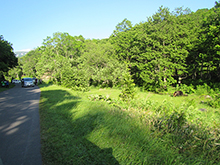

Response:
(88, 94), (112, 103)
(204, 92), (220, 108)
(17, 33), (127, 91)
(8, 65), (23, 80)
(112, 18), (132, 36)
(215, 1), (220, 8)
(186, 7), (220, 83)
(16, 4), (220, 163)
(9, 3), (220, 92)
(39, 85), (220, 164)
(0, 35), (17, 75)
(42, 32), (84, 58)
(153, 110), (186, 133)
(110, 6), (195, 91)
(150, 6), (171, 23)
(19, 49), (40, 77)
(175, 84), (195, 94)
(80, 40), (127, 88)
(195, 83), (213, 95)
(152, 112), (220, 162)
(119, 70), (136, 101)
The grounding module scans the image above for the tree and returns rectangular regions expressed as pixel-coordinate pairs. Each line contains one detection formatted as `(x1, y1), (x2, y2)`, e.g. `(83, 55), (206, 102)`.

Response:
(0, 35), (17, 81)
(111, 6), (193, 91)
(19, 49), (41, 77)
(148, 6), (171, 23)
(193, 7), (220, 82)
(0, 35), (17, 72)
(42, 32), (84, 59)
(34, 33), (85, 85)
(8, 65), (22, 80)
(172, 6), (191, 16)
(112, 18), (132, 36)
(80, 39), (127, 87)
(119, 68), (136, 101)
(215, 1), (220, 8)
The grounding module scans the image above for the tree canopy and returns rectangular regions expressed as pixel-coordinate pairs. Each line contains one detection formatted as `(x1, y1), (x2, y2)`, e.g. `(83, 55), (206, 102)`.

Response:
(0, 35), (17, 81)
(9, 2), (220, 91)
(0, 35), (17, 72)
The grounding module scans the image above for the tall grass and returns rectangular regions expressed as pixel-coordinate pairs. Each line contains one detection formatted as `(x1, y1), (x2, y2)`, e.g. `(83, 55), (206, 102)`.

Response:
(39, 84), (220, 164)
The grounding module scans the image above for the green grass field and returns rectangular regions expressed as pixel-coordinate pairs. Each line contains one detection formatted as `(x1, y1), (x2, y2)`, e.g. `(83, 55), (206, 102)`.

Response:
(39, 84), (220, 164)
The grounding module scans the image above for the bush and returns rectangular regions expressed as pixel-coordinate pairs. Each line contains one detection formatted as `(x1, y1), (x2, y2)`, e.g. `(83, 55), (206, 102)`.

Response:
(61, 68), (89, 91)
(207, 93), (220, 108)
(119, 71), (136, 101)
(176, 84), (195, 94)
(195, 83), (212, 95)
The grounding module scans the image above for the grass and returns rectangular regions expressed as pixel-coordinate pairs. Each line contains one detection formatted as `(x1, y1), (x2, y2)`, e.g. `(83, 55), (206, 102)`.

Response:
(39, 84), (220, 164)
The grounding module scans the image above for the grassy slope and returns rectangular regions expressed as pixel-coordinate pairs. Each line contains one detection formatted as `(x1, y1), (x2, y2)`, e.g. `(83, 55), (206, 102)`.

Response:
(39, 84), (219, 164)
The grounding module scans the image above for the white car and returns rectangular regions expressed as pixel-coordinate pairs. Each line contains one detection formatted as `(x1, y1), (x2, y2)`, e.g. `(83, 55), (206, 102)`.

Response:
(21, 78), (35, 87)
(12, 79), (21, 83)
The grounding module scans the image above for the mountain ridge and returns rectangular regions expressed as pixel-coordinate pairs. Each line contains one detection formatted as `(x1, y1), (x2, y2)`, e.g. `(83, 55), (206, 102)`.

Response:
(15, 49), (32, 58)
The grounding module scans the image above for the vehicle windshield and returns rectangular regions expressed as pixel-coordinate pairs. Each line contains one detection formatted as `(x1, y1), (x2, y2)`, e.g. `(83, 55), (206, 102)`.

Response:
(24, 78), (33, 81)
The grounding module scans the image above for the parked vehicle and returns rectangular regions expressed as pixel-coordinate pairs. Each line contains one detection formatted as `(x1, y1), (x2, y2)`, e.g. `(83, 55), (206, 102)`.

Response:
(12, 79), (21, 83)
(21, 78), (35, 87)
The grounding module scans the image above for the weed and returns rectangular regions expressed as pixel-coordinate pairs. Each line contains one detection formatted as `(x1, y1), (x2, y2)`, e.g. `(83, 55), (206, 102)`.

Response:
(39, 84), (220, 164)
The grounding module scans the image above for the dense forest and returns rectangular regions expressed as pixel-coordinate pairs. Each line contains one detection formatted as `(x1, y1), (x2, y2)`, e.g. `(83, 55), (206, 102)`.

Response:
(6, 2), (220, 92)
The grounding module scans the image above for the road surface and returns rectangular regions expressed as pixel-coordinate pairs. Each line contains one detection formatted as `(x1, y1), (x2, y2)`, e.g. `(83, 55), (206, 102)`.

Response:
(0, 84), (42, 165)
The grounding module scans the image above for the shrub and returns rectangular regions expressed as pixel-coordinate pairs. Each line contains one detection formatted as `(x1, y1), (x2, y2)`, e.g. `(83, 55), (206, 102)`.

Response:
(119, 71), (136, 101)
(195, 83), (212, 95)
(175, 84), (195, 94)
(207, 93), (220, 108)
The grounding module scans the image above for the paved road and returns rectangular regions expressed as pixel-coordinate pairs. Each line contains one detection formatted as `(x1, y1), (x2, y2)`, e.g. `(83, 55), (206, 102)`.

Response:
(0, 84), (42, 165)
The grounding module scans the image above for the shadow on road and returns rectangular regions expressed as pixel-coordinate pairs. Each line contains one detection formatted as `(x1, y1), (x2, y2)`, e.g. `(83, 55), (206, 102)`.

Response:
(0, 84), (42, 165)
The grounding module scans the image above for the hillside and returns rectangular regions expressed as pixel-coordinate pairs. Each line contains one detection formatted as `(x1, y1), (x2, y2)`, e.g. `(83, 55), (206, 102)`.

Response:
(15, 50), (31, 58)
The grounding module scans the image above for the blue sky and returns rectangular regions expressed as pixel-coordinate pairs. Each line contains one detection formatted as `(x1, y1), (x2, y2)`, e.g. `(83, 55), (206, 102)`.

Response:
(0, 0), (214, 51)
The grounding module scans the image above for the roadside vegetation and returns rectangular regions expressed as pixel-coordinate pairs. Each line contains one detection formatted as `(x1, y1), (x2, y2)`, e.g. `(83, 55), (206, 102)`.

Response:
(0, 83), (15, 92)
(6, 2), (220, 94)
(1, 1), (220, 164)
(39, 83), (219, 164)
